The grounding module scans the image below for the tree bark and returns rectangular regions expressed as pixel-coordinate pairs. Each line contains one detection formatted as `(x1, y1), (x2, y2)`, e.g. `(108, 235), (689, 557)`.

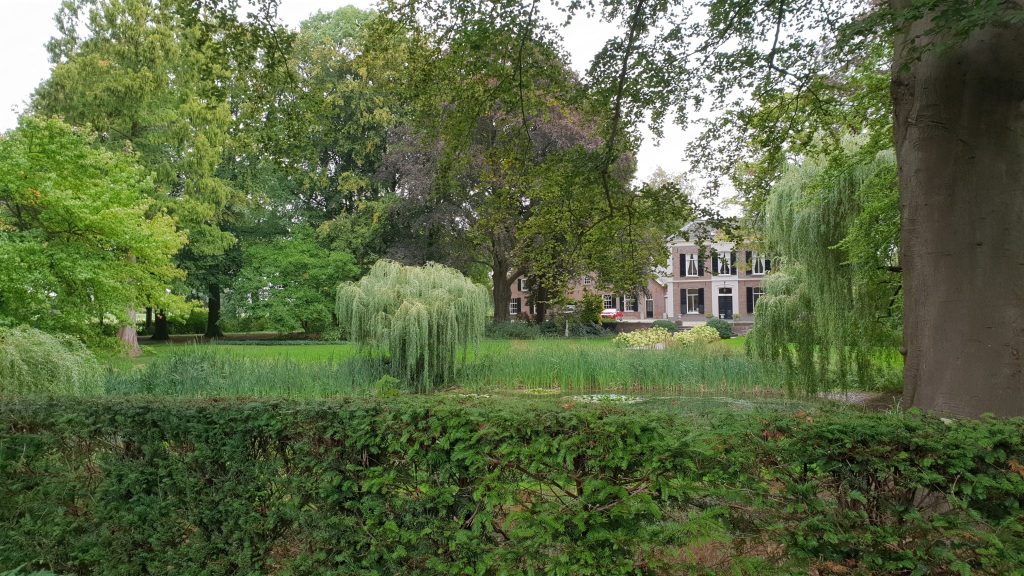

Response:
(152, 309), (170, 341)
(892, 6), (1024, 417)
(144, 307), (153, 335)
(205, 283), (223, 338)
(118, 307), (142, 357)
(533, 285), (549, 324)
(492, 259), (513, 323)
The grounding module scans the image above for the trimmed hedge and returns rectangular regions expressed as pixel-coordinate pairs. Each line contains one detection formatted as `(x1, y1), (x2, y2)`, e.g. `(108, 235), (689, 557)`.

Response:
(1, 398), (1022, 575)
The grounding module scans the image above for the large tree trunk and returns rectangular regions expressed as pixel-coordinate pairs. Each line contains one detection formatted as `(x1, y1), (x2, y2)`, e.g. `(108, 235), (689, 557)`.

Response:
(892, 7), (1024, 417)
(205, 283), (223, 338)
(533, 285), (549, 324)
(152, 309), (170, 341)
(118, 307), (142, 357)
(492, 259), (513, 323)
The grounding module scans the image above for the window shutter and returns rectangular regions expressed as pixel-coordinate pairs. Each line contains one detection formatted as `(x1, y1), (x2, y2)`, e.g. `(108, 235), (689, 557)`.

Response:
(765, 258), (772, 273)
(711, 253), (718, 276)
(745, 251), (753, 276)
(697, 257), (704, 276)
(697, 288), (705, 313)
(680, 289), (687, 313)
(746, 287), (754, 313)
(680, 254), (685, 276)
(730, 252), (736, 273)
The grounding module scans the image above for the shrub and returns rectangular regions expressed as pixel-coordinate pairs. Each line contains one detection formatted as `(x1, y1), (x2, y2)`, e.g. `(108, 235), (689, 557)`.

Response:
(673, 325), (720, 346)
(0, 398), (1021, 575)
(485, 321), (541, 339)
(613, 327), (673, 348)
(168, 308), (208, 334)
(651, 319), (679, 333)
(0, 327), (102, 395)
(706, 317), (734, 339)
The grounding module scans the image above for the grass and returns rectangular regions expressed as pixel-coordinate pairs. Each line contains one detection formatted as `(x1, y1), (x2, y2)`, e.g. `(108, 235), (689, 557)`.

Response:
(101, 336), (793, 400)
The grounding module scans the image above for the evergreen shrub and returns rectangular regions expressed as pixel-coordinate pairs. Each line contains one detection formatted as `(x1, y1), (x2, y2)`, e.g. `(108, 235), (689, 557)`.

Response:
(0, 398), (1021, 575)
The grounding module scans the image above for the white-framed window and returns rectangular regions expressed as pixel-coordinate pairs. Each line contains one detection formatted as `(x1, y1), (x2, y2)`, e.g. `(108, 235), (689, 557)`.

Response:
(686, 289), (701, 314)
(751, 253), (766, 275)
(602, 294), (614, 309)
(517, 278), (529, 292)
(717, 252), (732, 275)
(752, 287), (765, 310)
(509, 298), (521, 315)
(582, 276), (592, 285)
(685, 253), (699, 277)
(624, 295), (637, 312)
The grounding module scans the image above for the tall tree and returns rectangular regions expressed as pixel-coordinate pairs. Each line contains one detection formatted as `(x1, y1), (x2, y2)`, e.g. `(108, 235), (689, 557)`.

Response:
(0, 116), (185, 343)
(374, 6), (690, 321)
(34, 0), (291, 340)
(549, 0), (1022, 416)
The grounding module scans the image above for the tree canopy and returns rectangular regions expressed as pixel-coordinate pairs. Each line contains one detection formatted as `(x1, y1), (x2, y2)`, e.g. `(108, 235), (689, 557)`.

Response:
(0, 116), (185, 338)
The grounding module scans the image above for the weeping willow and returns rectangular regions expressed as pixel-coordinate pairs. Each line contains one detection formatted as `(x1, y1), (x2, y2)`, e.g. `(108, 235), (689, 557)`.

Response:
(336, 260), (489, 391)
(749, 143), (902, 392)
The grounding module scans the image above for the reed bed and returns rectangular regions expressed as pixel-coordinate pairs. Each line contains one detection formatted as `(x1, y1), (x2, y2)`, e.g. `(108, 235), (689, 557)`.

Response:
(105, 339), (789, 399)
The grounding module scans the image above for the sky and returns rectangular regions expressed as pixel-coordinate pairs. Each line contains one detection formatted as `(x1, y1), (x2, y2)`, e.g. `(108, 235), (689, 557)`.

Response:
(0, 0), (694, 183)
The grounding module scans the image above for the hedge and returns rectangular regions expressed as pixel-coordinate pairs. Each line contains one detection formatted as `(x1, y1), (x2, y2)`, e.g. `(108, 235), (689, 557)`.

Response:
(1, 398), (1022, 575)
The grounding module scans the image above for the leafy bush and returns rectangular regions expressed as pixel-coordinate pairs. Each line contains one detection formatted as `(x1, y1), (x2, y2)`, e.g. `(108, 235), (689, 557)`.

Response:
(706, 317), (734, 339)
(1, 398), (1021, 575)
(485, 321), (541, 339)
(0, 327), (102, 395)
(167, 308), (208, 334)
(674, 325), (720, 346)
(613, 327), (673, 348)
(614, 326), (720, 349)
(651, 319), (679, 333)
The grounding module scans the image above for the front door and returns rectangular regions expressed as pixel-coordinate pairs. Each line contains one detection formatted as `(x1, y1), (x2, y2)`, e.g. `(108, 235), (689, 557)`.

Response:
(645, 298), (654, 318)
(718, 296), (733, 319)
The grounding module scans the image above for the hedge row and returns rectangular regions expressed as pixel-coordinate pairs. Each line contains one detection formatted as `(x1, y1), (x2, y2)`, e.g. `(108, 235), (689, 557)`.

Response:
(1, 398), (1022, 575)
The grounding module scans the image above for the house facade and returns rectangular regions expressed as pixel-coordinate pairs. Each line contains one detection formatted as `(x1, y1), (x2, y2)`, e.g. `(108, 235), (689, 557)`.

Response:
(507, 227), (769, 325)
(508, 275), (669, 321)
(665, 233), (770, 326)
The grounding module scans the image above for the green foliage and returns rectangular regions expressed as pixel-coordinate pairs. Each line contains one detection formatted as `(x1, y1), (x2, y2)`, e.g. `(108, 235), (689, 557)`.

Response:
(336, 261), (489, 391)
(168, 308), (208, 335)
(675, 325), (721, 346)
(2, 397), (1021, 574)
(485, 322), (541, 340)
(651, 319), (679, 333)
(705, 318), (734, 340)
(614, 326), (720, 349)
(226, 227), (359, 334)
(0, 327), (102, 396)
(749, 144), (901, 392)
(0, 117), (186, 337)
(613, 327), (673, 348)
(577, 293), (604, 325)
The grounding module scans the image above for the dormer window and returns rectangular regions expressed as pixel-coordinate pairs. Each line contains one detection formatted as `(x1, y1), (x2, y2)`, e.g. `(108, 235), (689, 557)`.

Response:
(517, 278), (529, 292)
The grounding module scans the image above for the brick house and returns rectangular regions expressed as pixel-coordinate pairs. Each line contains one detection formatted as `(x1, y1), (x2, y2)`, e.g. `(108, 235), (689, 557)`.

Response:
(666, 231), (770, 327)
(508, 275), (669, 321)
(507, 227), (768, 325)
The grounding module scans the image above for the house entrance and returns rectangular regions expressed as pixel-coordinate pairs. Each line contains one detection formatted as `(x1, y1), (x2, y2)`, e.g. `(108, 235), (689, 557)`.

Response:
(645, 298), (654, 318)
(717, 287), (733, 320)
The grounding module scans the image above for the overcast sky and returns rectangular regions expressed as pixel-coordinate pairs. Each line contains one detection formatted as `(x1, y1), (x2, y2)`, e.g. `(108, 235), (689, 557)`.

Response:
(0, 0), (693, 183)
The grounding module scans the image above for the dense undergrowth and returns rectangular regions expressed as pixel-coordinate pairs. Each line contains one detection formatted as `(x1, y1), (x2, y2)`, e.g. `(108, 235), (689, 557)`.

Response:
(1, 397), (1021, 575)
